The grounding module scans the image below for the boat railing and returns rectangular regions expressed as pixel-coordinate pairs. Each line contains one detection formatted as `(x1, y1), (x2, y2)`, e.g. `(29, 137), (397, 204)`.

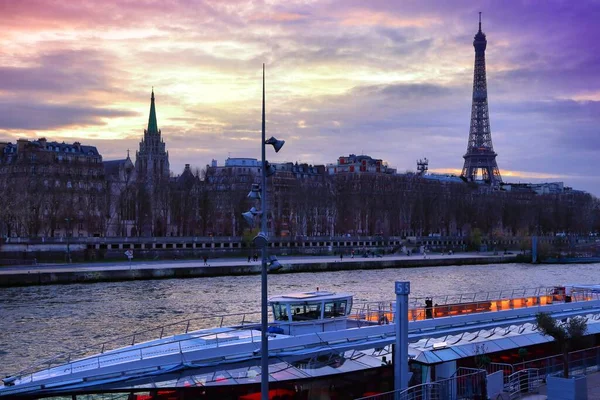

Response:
(351, 288), (600, 324)
(7, 311), (355, 385)
(409, 286), (559, 307)
(7, 309), (268, 384)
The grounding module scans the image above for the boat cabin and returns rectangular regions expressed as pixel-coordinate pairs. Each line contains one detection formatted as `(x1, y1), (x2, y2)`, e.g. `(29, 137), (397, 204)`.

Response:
(269, 291), (353, 335)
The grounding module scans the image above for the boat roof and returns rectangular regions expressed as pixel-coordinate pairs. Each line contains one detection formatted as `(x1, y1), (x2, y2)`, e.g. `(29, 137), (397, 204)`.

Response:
(409, 311), (600, 365)
(42, 349), (383, 391)
(269, 291), (352, 303)
(567, 284), (600, 292)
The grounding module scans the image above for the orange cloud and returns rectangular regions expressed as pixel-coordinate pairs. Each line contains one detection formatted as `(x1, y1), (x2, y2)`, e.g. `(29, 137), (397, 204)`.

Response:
(250, 11), (308, 22)
(430, 168), (571, 180)
(340, 9), (440, 28)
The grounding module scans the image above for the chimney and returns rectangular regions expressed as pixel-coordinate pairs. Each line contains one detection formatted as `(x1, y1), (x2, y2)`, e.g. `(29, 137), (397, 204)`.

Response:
(38, 137), (47, 149)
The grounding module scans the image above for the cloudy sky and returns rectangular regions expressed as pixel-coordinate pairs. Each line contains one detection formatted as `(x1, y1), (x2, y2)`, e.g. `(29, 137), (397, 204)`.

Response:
(1, 0), (599, 194)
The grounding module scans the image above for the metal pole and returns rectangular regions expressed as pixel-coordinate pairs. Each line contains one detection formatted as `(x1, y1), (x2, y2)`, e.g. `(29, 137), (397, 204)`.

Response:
(260, 63), (269, 400)
(65, 218), (71, 263)
(395, 281), (410, 394)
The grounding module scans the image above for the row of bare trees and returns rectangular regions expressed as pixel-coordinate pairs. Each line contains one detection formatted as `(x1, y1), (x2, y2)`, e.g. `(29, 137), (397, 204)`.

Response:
(168, 171), (600, 238)
(1, 167), (599, 239)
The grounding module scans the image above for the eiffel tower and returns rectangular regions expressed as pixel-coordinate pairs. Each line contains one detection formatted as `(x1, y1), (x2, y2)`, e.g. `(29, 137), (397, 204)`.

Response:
(461, 13), (502, 186)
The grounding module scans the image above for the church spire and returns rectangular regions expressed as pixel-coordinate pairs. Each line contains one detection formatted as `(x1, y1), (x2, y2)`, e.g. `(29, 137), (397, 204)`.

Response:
(147, 88), (158, 134)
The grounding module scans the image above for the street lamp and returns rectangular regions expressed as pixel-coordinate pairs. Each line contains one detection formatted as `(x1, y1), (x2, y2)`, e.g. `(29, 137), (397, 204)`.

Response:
(242, 64), (285, 400)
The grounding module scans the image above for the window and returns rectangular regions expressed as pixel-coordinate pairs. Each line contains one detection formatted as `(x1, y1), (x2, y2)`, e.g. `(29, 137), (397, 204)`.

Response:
(291, 302), (321, 321)
(324, 300), (348, 318)
(272, 303), (289, 321)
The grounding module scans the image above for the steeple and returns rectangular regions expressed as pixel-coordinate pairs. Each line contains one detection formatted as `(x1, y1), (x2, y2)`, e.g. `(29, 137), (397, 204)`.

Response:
(136, 87), (170, 183)
(147, 88), (158, 134)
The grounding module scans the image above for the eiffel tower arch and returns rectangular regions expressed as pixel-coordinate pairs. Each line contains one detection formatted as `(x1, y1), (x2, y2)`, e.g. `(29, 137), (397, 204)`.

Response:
(460, 13), (502, 186)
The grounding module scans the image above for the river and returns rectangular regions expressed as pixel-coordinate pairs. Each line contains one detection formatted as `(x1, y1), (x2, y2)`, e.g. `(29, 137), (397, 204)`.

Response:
(1, 262), (598, 377)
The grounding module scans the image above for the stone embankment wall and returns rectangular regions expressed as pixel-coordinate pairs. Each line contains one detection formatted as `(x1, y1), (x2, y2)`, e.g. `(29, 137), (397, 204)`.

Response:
(0, 255), (516, 287)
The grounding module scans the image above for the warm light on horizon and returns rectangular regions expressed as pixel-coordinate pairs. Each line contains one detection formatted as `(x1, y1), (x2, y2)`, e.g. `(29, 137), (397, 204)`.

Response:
(0, 1), (598, 194)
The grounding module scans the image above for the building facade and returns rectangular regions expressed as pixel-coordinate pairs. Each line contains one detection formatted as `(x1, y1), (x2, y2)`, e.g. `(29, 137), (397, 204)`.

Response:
(327, 154), (397, 175)
(103, 153), (137, 237)
(0, 138), (106, 238)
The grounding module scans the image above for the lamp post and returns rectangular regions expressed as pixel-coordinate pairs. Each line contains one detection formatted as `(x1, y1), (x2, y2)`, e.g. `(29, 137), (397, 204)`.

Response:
(242, 65), (285, 400)
(259, 63), (269, 400)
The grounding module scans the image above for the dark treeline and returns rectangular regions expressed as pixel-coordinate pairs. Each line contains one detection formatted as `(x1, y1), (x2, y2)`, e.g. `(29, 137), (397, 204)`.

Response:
(190, 171), (600, 239)
(1, 166), (599, 239)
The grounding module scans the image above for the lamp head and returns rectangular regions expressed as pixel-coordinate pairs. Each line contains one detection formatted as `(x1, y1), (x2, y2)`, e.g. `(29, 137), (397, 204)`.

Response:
(265, 136), (285, 153)
(264, 161), (276, 177)
(253, 232), (269, 248)
(242, 211), (255, 227)
(268, 255), (282, 272)
(242, 207), (260, 227)
(247, 183), (261, 199)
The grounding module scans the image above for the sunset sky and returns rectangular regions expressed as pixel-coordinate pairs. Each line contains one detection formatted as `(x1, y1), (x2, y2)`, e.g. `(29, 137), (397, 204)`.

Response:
(1, 0), (599, 194)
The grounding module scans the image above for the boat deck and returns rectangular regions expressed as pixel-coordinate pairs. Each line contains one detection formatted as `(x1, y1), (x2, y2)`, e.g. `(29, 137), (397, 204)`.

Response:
(3, 285), (599, 397)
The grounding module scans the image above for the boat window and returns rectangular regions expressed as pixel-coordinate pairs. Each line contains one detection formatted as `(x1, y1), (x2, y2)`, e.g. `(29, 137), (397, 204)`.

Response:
(324, 300), (347, 318)
(272, 303), (289, 321)
(292, 302), (321, 321)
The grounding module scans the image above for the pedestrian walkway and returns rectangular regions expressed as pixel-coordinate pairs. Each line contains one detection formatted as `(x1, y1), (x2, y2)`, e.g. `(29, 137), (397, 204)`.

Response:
(0, 252), (514, 287)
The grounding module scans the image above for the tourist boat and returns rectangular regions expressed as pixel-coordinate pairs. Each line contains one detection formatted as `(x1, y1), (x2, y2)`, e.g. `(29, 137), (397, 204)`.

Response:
(3, 285), (600, 399)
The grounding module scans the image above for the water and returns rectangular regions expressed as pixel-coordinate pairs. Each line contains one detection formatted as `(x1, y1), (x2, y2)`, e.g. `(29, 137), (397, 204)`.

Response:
(0, 262), (598, 377)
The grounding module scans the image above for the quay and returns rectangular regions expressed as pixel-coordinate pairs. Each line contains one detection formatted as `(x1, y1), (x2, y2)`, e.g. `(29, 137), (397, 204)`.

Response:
(0, 253), (516, 287)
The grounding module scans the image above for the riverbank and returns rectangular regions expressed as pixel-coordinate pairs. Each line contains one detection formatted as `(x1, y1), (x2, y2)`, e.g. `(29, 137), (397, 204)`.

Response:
(0, 253), (518, 287)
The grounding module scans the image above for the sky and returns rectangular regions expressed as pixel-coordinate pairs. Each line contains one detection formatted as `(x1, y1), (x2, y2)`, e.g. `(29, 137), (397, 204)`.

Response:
(1, 0), (599, 195)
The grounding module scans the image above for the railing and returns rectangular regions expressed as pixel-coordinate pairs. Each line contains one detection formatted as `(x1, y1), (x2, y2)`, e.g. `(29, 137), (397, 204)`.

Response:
(513, 344), (600, 378)
(355, 368), (487, 400)
(487, 362), (514, 384)
(7, 312), (355, 386)
(410, 286), (555, 306)
(7, 310), (264, 384)
(352, 287), (600, 325)
(1, 235), (405, 245)
(505, 369), (540, 399)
